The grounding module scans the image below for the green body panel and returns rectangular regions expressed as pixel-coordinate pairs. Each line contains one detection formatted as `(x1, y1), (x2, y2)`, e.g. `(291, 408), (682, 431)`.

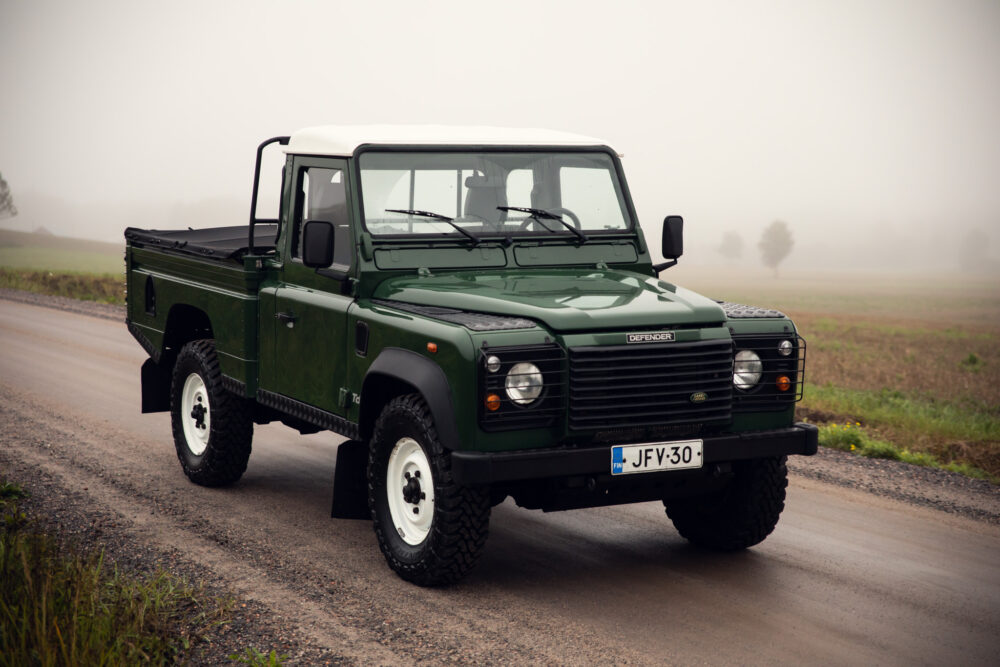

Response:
(346, 300), (478, 440)
(513, 242), (638, 266)
(124, 146), (804, 454)
(374, 246), (507, 270)
(371, 268), (726, 332)
(126, 247), (261, 389)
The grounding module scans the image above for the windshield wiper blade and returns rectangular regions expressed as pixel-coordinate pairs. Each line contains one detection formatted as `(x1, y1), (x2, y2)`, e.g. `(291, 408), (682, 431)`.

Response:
(497, 206), (588, 244)
(385, 209), (480, 245)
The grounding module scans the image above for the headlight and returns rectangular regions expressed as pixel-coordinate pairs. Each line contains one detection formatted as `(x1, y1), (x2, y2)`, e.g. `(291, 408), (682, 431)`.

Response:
(734, 350), (763, 390)
(778, 340), (794, 356)
(505, 362), (543, 405)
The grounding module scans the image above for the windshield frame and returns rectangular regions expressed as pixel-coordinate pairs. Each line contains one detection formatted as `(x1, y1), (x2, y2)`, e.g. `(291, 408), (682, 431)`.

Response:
(352, 145), (639, 243)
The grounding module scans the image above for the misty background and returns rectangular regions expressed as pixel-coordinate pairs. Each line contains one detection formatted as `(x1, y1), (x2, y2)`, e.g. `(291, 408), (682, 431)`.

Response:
(1, 0), (998, 273)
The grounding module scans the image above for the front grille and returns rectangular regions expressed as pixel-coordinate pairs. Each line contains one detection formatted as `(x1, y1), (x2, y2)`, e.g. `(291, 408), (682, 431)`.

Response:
(568, 339), (733, 431)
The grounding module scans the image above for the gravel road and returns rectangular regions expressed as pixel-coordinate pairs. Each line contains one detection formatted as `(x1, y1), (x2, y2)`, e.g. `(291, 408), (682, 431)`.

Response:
(2, 291), (999, 665)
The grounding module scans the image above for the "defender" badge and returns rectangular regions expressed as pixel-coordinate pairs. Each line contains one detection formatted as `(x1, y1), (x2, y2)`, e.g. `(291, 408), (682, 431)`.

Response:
(626, 331), (675, 344)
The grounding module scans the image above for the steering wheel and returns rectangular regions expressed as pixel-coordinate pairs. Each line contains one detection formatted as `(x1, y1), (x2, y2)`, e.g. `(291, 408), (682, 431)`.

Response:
(517, 207), (582, 231)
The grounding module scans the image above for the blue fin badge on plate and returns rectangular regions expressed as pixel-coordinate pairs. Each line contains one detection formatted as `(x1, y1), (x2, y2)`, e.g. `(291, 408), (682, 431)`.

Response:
(612, 446), (624, 474)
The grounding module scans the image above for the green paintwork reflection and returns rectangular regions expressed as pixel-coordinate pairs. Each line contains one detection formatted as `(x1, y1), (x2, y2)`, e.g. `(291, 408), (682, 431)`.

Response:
(373, 268), (726, 332)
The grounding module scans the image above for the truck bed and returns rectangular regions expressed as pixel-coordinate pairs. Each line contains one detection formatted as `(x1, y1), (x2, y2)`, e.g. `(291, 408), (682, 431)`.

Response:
(124, 224), (278, 261)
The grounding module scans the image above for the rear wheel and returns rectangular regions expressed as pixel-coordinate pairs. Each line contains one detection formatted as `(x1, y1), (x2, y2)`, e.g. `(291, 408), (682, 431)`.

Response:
(664, 456), (788, 550)
(170, 339), (252, 487)
(368, 394), (491, 586)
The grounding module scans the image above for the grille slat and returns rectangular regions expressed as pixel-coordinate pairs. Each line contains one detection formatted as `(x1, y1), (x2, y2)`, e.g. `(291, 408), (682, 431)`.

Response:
(569, 339), (734, 431)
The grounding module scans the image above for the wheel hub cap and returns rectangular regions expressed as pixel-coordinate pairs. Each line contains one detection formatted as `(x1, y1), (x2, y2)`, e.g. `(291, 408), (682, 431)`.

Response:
(180, 373), (211, 456)
(386, 437), (434, 545)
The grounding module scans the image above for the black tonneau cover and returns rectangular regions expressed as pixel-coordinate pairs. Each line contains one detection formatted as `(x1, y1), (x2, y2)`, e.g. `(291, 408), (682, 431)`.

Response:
(124, 224), (277, 261)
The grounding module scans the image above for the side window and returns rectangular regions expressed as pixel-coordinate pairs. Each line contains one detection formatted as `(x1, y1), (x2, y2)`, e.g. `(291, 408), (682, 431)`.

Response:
(293, 167), (351, 269)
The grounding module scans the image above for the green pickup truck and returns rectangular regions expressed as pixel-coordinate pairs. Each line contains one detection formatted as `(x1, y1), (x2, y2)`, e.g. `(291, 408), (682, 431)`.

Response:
(125, 126), (816, 586)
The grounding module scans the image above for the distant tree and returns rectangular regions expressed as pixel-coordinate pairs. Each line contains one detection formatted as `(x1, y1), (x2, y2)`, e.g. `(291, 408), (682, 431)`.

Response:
(758, 220), (793, 276)
(0, 172), (16, 220)
(717, 231), (744, 260)
(957, 228), (989, 271)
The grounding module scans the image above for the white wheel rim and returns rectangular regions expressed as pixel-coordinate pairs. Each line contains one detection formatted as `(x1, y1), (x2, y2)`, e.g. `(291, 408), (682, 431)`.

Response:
(181, 372), (211, 456)
(386, 437), (434, 546)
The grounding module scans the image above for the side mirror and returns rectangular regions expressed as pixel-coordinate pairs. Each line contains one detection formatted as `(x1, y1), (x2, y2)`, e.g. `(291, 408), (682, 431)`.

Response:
(302, 221), (334, 268)
(662, 215), (684, 259)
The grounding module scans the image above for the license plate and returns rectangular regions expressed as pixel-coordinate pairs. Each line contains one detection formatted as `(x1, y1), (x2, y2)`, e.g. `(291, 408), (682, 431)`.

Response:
(611, 440), (703, 475)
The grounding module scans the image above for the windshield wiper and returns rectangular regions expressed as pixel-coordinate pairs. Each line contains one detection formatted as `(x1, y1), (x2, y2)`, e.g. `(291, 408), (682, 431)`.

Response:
(385, 209), (480, 245)
(497, 206), (588, 244)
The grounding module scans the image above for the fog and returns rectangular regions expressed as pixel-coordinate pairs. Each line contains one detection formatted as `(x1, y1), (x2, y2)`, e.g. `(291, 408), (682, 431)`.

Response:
(2, 0), (999, 273)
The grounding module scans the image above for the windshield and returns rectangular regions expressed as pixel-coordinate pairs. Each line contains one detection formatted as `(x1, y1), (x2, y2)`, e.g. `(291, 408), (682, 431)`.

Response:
(358, 151), (632, 238)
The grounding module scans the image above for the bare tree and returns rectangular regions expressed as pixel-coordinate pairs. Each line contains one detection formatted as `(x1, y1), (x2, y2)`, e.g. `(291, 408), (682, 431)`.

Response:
(758, 220), (793, 276)
(717, 231), (744, 260)
(0, 172), (16, 220)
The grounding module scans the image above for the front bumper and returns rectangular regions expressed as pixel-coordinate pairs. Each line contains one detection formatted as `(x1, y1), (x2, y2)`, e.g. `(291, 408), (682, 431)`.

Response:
(451, 422), (818, 485)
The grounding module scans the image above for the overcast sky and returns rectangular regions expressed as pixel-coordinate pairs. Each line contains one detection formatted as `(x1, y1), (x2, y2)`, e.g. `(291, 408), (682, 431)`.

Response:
(1, 0), (998, 270)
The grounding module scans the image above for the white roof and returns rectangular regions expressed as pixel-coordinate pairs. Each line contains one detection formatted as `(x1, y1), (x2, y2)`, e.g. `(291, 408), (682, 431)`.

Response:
(284, 125), (614, 157)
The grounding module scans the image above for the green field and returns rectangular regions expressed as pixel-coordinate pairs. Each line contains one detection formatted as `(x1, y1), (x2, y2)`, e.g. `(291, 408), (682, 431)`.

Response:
(677, 267), (1000, 480)
(0, 229), (123, 275)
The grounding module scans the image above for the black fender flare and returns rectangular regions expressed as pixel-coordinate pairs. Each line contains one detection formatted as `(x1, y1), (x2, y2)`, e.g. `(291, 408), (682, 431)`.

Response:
(359, 347), (461, 451)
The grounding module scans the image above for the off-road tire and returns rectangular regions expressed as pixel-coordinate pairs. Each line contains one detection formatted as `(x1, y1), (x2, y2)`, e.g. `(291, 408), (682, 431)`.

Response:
(664, 456), (788, 550)
(368, 394), (491, 586)
(170, 339), (253, 487)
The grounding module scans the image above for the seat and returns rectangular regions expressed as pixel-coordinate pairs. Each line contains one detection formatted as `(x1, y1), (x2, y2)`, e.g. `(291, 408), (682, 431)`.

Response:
(464, 174), (507, 229)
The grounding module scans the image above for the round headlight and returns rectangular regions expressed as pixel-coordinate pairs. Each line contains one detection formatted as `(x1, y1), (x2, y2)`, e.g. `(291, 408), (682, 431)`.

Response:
(505, 362), (543, 405)
(485, 355), (501, 373)
(778, 340), (794, 356)
(734, 350), (763, 390)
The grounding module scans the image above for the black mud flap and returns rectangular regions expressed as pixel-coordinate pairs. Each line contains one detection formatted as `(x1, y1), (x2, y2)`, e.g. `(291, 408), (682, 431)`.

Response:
(141, 358), (172, 413)
(331, 440), (370, 520)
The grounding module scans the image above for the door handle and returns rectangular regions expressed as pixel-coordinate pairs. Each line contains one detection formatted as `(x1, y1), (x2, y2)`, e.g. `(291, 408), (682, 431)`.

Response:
(276, 311), (297, 328)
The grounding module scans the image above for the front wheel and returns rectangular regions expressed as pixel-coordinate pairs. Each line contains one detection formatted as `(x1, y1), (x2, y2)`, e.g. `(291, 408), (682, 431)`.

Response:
(664, 456), (788, 551)
(170, 339), (252, 487)
(368, 394), (491, 586)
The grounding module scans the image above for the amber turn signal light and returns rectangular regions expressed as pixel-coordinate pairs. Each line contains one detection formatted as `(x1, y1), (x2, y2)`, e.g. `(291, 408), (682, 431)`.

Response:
(426, 342), (438, 353)
(485, 393), (501, 411)
(776, 375), (792, 391)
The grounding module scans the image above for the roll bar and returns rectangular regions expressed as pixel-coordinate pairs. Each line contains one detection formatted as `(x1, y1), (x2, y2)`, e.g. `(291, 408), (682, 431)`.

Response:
(247, 136), (290, 255)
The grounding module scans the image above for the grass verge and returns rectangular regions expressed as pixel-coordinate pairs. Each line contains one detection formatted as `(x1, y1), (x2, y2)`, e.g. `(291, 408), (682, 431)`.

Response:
(804, 382), (1000, 444)
(0, 268), (125, 305)
(815, 422), (997, 482)
(0, 479), (282, 665)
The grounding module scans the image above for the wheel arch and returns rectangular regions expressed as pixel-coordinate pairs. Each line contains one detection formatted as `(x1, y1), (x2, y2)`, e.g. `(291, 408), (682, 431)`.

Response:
(139, 305), (215, 413)
(163, 304), (215, 354)
(359, 348), (460, 451)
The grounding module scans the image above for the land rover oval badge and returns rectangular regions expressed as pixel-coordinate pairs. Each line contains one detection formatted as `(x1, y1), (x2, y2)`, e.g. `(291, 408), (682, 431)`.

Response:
(690, 391), (708, 404)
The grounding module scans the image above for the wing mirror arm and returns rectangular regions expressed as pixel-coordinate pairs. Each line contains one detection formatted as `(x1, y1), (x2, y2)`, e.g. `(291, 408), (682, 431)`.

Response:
(652, 259), (678, 275)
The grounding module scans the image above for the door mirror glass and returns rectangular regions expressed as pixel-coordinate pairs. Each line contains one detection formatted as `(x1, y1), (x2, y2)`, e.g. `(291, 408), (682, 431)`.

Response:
(302, 221), (334, 268)
(662, 215), (684, 259)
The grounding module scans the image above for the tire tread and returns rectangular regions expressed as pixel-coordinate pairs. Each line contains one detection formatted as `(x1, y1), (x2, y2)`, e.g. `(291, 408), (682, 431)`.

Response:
(170, 339), (252, 487)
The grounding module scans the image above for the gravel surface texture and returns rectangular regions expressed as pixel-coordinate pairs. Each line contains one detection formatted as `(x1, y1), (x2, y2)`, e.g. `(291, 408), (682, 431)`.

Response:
(0, 287), (126, 321)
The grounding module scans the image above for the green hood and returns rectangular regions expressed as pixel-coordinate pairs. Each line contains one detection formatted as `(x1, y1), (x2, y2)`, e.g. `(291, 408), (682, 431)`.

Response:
(372, 269), (726, 332)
